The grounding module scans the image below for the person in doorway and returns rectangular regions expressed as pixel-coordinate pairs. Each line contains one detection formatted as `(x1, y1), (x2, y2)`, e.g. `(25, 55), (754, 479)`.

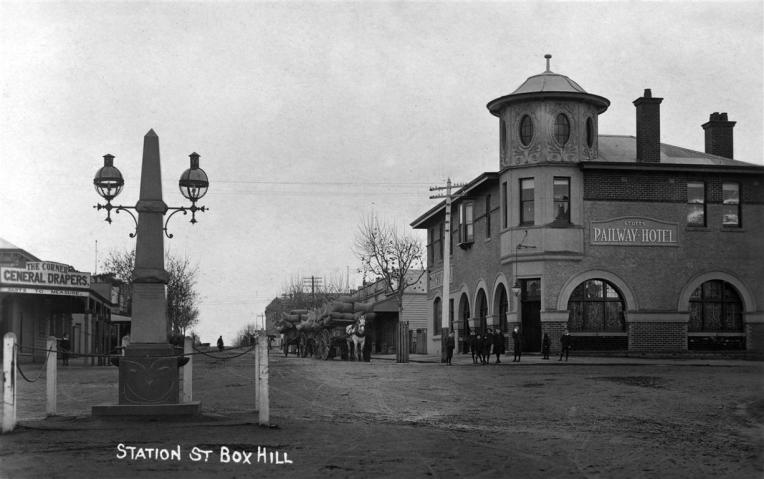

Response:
(542, 333), (551, 359)
(493, 328), (506, 364)
(512, 327), (522, 362)
(60, 333), (71, 366)
(445, 331), (455, 365)
(217, 335), (224, 351)
(559, 329), (572, 362)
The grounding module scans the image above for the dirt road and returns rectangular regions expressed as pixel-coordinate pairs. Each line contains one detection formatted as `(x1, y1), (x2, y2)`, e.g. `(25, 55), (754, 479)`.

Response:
(1, 351), (762, 478)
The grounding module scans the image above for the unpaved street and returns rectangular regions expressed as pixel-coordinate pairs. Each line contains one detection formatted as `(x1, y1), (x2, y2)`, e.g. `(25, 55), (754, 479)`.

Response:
(1, 351), (762, 478)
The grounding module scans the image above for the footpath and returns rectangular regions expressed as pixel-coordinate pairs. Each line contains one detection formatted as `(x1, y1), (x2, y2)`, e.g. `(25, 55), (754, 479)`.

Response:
(372, 351), (759, 367)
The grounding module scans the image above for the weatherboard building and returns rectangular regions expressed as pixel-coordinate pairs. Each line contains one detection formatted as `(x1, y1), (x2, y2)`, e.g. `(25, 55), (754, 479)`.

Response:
(411, 56), (764, 356)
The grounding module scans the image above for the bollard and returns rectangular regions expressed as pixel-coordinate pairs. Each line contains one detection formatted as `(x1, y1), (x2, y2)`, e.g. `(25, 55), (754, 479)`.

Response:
(46, 336), (57, 416)
(257, 331), (269, 426)
(2, 333), (17, 433)
(254, 336), (260, 412)
(182, 337), (193, 403)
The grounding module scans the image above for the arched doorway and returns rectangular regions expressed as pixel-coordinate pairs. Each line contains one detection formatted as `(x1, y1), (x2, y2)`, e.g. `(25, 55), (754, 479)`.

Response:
(432, 297), (442, 337)
(475, 289), (488, 335)
(567, 278), (627, 350)
(688, 280), (745, 350)
(494, 284), (508, 332)
(459, 293), (470, 353)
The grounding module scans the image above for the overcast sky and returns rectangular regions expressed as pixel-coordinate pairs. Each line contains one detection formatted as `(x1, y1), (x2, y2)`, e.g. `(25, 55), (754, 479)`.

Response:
(1, 1), (762, 344)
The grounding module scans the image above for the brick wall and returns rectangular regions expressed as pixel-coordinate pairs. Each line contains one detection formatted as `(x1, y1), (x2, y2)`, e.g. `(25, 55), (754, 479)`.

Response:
(542, 321), (567, 354)
(747, 323), (764, 353)
(629, 322), (687, 351)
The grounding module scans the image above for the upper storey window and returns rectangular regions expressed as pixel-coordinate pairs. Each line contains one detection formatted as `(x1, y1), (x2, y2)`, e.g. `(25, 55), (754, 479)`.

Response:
(520, 178), (534, 225)
(722, 182), (740, 227)
(687, 181), (706, 226)
(519, 115), (533, 146)
(554, 113), (570, 146)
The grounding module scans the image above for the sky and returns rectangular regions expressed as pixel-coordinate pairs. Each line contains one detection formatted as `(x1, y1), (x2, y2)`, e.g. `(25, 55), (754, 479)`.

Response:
(1, 1), (762, 345)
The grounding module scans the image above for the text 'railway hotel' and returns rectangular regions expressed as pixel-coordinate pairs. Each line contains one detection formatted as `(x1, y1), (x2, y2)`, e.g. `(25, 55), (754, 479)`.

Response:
(412, 55), (763, 356)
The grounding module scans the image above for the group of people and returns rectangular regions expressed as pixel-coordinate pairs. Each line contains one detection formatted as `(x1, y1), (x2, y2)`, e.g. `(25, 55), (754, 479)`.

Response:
(457, 327), (573, 365)
(467, 328), (508, 365)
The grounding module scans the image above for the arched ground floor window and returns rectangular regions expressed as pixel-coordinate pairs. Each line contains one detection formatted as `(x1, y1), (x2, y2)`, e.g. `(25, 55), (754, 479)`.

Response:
(688, 280), (745, 350)
(567, 278), (627, 350)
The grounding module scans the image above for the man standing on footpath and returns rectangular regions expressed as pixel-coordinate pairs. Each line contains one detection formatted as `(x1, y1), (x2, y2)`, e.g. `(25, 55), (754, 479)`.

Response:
(559, 329), (572, 361)
(512, 327), (522, 362)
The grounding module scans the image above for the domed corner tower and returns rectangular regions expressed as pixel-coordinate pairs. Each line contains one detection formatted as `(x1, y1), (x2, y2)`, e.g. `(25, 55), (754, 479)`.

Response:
(487, 54), (610, 169)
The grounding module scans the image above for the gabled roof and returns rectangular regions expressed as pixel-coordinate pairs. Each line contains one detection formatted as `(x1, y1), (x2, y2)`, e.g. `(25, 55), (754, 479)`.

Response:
(0, 237), (22, 250)
(411, 172), (499, 229)
(0, 237), (40, 262)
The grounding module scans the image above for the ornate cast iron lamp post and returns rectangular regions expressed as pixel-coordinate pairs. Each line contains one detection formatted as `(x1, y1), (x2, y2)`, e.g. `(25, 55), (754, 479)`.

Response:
(91, 129), (207, 416)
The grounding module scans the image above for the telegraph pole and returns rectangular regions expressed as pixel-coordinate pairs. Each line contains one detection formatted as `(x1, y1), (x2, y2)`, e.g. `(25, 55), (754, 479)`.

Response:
(430, 178), (465, 363)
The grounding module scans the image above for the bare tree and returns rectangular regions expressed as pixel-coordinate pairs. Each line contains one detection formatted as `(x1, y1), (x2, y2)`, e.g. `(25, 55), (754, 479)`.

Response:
(101, 249), (201, 340)
(354, 214), (425, 318)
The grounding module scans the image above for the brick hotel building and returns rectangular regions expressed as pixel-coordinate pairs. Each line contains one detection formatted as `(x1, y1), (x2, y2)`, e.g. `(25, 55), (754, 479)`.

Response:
(412, 56), (763, 356)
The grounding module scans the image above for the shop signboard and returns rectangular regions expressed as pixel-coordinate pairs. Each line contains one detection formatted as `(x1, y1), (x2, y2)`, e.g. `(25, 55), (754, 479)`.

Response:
(590, 217), (678, 247)
(0, 261), (91, 292)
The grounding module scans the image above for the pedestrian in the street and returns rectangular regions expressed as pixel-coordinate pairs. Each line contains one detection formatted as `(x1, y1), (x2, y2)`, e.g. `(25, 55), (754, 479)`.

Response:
(512, 326), (522, 362)
(60, 333), (71, 366)
(217, 335), (224, 351)
(542, 333), (551, 359)
(559, 329), (572, 361)
(469, 332), (478, 364)
(474, 333), (483, 364)
(445, 331), (455, 365)
(493, 328), (505, 363)
(481, 329), (492, 365)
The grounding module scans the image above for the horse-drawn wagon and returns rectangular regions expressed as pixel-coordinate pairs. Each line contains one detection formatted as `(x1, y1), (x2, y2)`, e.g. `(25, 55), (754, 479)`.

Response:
(276, 299), (375, 361)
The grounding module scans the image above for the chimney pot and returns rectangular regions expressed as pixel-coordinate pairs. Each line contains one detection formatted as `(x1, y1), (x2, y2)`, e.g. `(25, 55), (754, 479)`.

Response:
(633, 89), (663, 163)
(702, 112), (736, 159)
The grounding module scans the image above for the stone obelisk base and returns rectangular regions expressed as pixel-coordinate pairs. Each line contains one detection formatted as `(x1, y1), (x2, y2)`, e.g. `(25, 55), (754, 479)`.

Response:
(92, 344), (200, 417)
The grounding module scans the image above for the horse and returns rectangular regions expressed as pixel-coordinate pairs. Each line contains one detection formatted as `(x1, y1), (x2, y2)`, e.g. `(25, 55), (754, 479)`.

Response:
(346, 315), (367, 361)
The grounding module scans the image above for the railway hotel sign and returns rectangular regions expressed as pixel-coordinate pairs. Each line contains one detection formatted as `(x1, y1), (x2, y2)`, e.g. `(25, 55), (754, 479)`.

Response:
(0, 261), (91, 297)
(590, 217), (678, 246)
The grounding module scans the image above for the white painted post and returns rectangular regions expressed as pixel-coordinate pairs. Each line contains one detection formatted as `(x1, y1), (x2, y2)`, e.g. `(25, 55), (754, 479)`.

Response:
(257, 331), (269, 426)
(254, 334), (260, 412)
(2, 333), (17, 433)
(182, 337), (193, 403)
(46, 336), (57, 416)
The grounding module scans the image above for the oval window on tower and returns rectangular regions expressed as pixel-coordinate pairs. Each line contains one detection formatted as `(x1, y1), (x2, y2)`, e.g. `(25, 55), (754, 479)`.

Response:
(554, 113), (570, 146)
(586, 117), (594, 147)
(520, 115), (533, 146)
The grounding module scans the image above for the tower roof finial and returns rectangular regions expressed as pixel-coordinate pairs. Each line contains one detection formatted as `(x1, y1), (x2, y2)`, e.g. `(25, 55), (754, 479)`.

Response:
(545, 54), (552, 73)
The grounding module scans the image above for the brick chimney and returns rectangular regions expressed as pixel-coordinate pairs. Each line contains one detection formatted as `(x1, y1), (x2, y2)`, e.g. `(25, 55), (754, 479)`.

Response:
(633, 89), (663, 163)
(702, 112), (736, 159)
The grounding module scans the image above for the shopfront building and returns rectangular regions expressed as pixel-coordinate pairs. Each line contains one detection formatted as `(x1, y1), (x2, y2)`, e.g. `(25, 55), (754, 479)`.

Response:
(0, 238), (120, 363)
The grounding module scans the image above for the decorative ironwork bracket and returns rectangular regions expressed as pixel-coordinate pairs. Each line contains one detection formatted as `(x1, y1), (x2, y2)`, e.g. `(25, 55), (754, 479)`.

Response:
(163, 203), (208, 239)
(94, 203), (138, 238)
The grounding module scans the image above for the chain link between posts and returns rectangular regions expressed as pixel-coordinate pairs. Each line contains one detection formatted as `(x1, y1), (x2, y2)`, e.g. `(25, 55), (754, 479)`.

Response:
(13, 344), (53, 383)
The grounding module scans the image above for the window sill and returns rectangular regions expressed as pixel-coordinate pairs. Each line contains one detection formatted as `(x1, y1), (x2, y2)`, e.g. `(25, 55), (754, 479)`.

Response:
(687, 332), (745, 337)
(569, 332), (628, 336)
